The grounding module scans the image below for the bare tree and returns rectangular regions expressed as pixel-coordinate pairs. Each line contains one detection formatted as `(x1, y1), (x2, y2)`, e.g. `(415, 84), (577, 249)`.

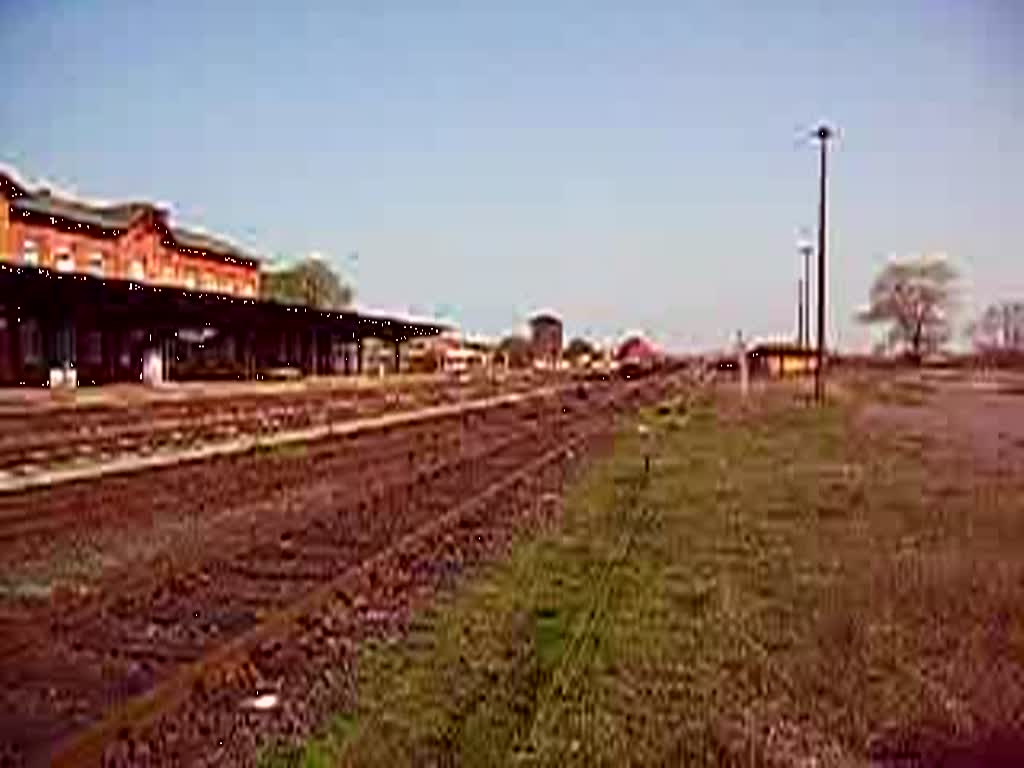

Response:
(970, 300), (1024, 352)
(858, 255), (957, 361)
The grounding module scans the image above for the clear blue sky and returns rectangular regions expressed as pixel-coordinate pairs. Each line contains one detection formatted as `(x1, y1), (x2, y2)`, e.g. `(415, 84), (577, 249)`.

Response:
(2, 0), (1020, 351)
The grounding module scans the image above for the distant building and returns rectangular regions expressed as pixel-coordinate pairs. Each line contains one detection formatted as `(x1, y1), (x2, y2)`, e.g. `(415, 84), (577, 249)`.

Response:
(404, 331), (495, 375)
(0, 168), (260, 298)
(529, 313), (563, 369)
(443, 346), (489, 375)
(748, 342), (818, 377)
(405, 334), (448, 374)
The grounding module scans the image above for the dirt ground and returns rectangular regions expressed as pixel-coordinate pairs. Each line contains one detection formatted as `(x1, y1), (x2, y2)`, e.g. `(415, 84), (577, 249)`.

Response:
(859, 370), (1024, 476)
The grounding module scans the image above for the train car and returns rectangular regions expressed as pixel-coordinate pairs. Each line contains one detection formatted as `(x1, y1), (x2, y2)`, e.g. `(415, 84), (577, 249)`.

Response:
(615, 335), (661, 379)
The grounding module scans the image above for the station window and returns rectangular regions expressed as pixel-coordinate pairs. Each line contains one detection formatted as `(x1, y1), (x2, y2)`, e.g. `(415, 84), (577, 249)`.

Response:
(55, 247), (74, 273)
(21, 240), (39, 266)
(129, 259), (145, 282)
(88, 251), (105, 277)
(184, 268), (198, 291)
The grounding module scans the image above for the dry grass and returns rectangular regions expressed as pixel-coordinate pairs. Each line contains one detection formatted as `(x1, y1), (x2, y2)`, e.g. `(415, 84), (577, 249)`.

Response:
(262, 389), (1024, 767)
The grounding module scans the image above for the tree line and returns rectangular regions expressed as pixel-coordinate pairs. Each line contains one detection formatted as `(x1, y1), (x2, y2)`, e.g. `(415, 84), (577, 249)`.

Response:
(492, 335), (598, 368)
(260, 257), (353, 311)
(859, 254), (1022, 360)
(258, 252), (1021, 363)
(258, 256), (607, 366)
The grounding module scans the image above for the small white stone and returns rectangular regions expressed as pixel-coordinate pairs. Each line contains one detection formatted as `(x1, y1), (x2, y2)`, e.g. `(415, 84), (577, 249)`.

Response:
(241, 693), (279, 711)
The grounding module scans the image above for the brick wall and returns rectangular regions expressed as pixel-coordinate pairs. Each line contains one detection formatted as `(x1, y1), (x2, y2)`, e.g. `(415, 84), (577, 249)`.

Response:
(3, 216), (259, 297)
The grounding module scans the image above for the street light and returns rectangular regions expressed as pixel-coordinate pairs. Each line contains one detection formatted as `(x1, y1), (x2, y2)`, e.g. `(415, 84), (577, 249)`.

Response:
(797, 231), (813, 350)
(797, 276), (804, 348)
(812, 124), (834, 404)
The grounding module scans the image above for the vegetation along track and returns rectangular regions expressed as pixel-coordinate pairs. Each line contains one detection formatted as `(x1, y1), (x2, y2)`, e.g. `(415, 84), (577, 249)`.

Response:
(0, 372), (681, 766)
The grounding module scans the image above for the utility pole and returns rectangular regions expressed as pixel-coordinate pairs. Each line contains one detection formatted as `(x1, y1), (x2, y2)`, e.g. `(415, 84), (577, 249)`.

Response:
(736, 330), (749, 399)
(813, 125), (833, 404)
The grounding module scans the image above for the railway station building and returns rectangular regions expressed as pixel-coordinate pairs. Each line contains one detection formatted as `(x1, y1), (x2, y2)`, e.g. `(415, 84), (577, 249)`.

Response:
(0, 169), (443, 386)
(0, 171), (260, 298)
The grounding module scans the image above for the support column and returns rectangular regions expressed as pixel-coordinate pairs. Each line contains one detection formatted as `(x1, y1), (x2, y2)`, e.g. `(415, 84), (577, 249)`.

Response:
(164, 334), (174, 383)
(4, 306), (19, 385)
(46, 314), (77, 389)
(356, 339), (364, 374)
(114, 329), (125, 381)
(0, 312), (9, 386)
(120, 329), (133, 380)
(100, 321), (114, 384)
(244, 331), (255, 380)
(231, 330), (242, 379)
(107, 327), (117, 382)
(326, 333), (337, 375)
(393, 340), (401, 375)
(11, 310), (21, 385)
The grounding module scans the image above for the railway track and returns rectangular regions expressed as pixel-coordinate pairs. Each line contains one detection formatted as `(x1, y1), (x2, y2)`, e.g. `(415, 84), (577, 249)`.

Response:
(0, 380), (605, 563)
(0, 383), (590, 636)
(0, 373), (547, 479)
(0, 372), (680, 766)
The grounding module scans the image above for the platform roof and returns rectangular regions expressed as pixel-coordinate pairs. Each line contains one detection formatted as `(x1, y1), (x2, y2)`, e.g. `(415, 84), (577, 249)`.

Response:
(0, 263), (446, 342)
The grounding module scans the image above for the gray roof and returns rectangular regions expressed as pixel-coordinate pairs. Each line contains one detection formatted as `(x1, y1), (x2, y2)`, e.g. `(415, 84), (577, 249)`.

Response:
(11, 193), (143, 230)
(8, 186), (259, 264)
(169, 226), (256, 264)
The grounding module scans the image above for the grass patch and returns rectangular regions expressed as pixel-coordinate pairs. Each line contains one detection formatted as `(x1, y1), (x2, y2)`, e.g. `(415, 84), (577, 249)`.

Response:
(283, 391), (1024, 766)
(257, 714), (359, 768)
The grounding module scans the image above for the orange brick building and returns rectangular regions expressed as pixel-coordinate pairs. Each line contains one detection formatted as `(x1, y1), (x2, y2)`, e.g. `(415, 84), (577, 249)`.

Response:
(0, 170), (260, 297)
(0, 167), (446, 387)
